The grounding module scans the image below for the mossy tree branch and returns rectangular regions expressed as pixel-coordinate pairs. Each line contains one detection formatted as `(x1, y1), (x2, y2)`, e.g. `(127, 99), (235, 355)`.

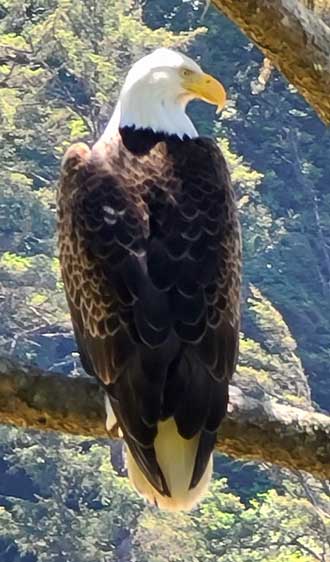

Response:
(211, 0), (330, 123)
(0, 356), (329, 479)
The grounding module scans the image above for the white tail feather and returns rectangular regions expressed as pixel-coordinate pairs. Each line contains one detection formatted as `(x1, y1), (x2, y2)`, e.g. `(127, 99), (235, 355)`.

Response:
(126, 417), (212, 511)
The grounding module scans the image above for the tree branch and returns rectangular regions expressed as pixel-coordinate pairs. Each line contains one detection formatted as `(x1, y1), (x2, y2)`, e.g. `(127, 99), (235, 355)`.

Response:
(0, 356), (329, 479)
(211, 0), (330, 123)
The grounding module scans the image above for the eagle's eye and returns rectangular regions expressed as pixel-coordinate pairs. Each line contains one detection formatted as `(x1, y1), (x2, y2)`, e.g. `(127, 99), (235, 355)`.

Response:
(180, 68), (194, 78)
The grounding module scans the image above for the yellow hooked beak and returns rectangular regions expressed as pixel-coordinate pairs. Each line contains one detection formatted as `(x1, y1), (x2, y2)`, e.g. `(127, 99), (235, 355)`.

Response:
(182, 71), (226, 114)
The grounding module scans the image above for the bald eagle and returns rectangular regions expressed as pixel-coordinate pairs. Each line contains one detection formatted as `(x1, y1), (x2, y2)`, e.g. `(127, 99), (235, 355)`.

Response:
(57, 49), (241, 511)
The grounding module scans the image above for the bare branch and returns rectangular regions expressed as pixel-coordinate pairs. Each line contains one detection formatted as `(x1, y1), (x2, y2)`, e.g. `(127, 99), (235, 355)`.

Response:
(0, 356), (329, 479)
(211, 0), (330, 123)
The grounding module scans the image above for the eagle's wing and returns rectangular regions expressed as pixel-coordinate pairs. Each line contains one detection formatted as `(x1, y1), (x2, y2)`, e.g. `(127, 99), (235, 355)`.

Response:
(57, 136), (241, 495)
(145, 137), (241, 486)
(58, 141), (175, 494)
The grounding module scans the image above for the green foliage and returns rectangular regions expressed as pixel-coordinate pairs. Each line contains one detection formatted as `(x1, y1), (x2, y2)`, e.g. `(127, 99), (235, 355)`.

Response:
(237, 285), (311, 406)
(0, 252), (33, 273)
(0, 429), (143, 562)
(0, 425), (327, 562)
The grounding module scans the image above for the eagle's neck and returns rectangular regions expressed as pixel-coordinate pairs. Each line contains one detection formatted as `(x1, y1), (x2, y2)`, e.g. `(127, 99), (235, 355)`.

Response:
(101, 84), (198, 141)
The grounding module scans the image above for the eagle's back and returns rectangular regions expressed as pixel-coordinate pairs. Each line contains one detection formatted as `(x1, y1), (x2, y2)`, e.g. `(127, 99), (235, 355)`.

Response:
(57, 127), (241, 502)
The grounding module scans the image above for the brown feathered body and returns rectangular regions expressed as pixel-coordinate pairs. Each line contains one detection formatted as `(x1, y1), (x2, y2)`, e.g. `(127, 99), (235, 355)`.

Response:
(57, 127), (241, 510)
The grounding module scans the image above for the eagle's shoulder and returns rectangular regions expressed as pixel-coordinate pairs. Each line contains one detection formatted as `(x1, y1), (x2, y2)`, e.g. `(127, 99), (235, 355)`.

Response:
(193, 136), (229, 168)
(61, 142), (91, 174)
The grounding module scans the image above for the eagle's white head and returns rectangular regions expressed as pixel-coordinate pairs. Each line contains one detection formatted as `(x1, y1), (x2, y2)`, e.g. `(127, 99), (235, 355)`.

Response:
(103, 48), (226, 140)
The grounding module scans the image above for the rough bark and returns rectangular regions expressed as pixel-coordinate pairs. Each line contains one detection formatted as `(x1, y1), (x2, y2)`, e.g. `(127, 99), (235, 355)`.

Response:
(0, 356), (329, 479)
(211, 0), (330, 124)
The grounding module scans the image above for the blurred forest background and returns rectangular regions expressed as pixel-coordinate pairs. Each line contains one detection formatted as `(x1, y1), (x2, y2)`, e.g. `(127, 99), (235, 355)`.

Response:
(0, 0), (329, 560)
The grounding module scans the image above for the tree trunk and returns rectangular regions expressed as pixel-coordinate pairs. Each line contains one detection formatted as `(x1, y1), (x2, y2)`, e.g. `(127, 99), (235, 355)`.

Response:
(211, 0), (330, 123)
